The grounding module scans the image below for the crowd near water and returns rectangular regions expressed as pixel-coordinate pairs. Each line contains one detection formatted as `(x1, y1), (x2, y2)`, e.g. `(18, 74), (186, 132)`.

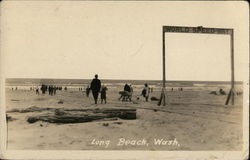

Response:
(7, 74), (242, 106)
(8, 74), (157, 105)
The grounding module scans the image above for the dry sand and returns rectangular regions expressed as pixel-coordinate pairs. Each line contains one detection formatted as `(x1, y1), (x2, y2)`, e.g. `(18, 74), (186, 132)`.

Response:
(5, 85), (243, 150)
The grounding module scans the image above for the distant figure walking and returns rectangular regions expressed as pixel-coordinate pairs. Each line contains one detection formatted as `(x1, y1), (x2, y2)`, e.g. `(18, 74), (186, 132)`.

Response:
(53, 86), (57, 95)
(49, 85), (54, 95)
(48, 86), (51, 95)
(86, 85), (90, 97)
(142, 83), (150, 101)
(101, 85), (108, 104)
(90, 74), (101, 104)
(41, 85), (47, 94)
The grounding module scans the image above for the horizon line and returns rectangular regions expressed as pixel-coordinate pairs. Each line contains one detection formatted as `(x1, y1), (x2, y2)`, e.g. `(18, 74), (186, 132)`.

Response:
(4, 77), (243, 83)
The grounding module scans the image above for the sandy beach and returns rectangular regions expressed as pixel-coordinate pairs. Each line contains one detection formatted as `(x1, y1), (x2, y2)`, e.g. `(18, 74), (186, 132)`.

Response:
(5, 82), (243, 150)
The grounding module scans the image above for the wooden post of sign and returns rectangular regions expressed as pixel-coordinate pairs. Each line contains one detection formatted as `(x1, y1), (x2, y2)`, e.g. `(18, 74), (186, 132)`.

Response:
(162, 28), (166, 106)
(225, 29), (235, 105)
(158, 27), (166, 106)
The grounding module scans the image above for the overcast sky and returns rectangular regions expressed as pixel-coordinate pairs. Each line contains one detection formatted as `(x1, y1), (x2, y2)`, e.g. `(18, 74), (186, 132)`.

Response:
(1, 1), (248, 81)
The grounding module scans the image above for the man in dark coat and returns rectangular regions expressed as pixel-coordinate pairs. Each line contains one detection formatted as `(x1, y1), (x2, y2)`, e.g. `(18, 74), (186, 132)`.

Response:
(90, 74), (101, 104)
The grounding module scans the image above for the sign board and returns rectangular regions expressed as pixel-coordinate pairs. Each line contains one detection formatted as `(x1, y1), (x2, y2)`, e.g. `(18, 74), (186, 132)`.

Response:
(163, 26), (233, 35)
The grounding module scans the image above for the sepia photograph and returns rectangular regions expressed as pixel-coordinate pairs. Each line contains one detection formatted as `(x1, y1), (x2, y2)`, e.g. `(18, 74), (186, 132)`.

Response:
(0, 1), (249, 160)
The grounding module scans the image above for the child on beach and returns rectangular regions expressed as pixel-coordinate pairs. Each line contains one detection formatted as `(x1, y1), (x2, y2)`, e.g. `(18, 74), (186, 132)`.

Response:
(100, 85), (108, 104)
(142, 83), (150, 102)
(36, 88), (39, 95)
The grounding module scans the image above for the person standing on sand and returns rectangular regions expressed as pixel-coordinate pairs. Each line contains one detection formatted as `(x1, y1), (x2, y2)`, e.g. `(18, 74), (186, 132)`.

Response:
(48, 86), (51, 95)
(86, 85), (90, 97)
(100, 85), (108, 104)
(36, 87), (39, 95)
(90, 74), (101, 104)
(123, 84), (131, 101)
(41, 85), (46, 94)
(142, 83), (150, 102)
(53, 86), (57, 95)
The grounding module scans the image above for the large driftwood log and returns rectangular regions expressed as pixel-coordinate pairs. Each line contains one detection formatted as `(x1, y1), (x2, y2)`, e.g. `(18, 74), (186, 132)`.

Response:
(27, 108), (136, 124)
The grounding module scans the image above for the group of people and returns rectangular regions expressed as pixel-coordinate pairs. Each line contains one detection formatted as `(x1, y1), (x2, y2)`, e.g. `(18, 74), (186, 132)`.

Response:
(88, 74), (151, 104)
(89, 74), (107, 104)
(119, 84), (133, 101)
(171, 87), (183, 91)
(40, 84), (59, 95)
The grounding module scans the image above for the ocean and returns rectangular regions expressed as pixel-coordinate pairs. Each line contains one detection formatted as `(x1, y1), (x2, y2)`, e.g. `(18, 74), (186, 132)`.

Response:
(5, 78), (242, 91)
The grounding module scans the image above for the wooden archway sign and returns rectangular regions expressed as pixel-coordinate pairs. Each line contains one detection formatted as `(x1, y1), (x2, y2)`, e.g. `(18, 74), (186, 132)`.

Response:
(158, 26), (234, 106)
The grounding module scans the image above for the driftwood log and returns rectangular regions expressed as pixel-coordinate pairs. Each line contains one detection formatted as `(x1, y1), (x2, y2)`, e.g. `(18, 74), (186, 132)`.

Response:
(27, 108), (136, 124)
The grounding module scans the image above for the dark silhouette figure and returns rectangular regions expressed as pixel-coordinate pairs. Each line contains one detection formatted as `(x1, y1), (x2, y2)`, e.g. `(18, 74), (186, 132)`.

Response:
(36, 88), (39, 95)
(49, 85), (54, 95)
(53, 86), (56, 95)
(86, 85), (90, 97)
(41, 85), (47, 94)
(120, 84), (131, 101)
(124, 84), (131, 93)
(48, 86), (51, 95)
(90, 74), (101, 104)
(101, 85), (108, 104)
(142, 83), (150, 102)
(124, 83), (130, 101)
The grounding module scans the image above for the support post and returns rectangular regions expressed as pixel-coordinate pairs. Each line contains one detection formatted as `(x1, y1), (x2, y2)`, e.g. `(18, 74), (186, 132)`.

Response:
(230, 30), (235, 105)
(225, 29), (235, 105)
(162, 27), (166, 106)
